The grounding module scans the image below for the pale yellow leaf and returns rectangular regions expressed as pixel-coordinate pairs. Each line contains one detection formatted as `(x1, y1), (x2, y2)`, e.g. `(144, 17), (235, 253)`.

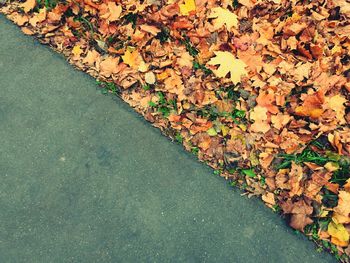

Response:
(325, 95), (347, 124)
(328, 220), (349, 247)
(207, 51), (247, 84)
(145, 72), (156, 84)
(208, 7), (238, 30)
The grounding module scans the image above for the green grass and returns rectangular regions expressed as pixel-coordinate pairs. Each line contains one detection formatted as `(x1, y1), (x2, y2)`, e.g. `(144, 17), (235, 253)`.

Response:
(36, 0), (59, 10)
(156, 27), (170, 43)
(182, 36), (199, 57)
(148, 91), (177, 117)
(193, 61), (212, 75)
(97, 81), (120, 95)
(276, 147), (329, 170)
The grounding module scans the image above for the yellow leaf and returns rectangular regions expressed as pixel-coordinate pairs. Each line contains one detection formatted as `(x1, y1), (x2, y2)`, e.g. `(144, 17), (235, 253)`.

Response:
(20, 0), (36, 13)
(72, 45), (83, 57)
(179, 0), (196, 16)
(221, 125), (230, 136)
(207, 51), (247, 84)
(238, 124), (247, 131)
(328, 221), (349, 247)
(331, 45), (342, 55)
(122, 49), (137, 67)
(208, 7), (238, 30)
(122, 49), (148, 72)
(324, 162), (339, 172)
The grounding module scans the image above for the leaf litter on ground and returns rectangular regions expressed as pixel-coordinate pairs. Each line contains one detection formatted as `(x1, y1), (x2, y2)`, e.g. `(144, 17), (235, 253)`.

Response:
(1, 0), (349, 260)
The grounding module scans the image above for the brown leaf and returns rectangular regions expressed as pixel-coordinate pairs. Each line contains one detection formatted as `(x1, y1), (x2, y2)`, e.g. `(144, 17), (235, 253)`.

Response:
(99, 56), (120, 77)
(333, 191), (350, 224)
(290, 214), (313, 232)
(288, 162), (304, 197)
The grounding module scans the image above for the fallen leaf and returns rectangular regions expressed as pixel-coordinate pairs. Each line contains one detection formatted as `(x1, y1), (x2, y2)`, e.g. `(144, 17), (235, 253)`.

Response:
(145, 71), (156, 84)
(179, 0), (196, 16)
(208, 7), (238, 30)
(290, 214), (313, 232)
(333, 191), (350, 224)
(328, 221), (349, 247)
(250, 106), (268, 122)
(280, 198), (313, 232)
(288, 162), (304, 197)
(99, 56), (119, 77)
(256, 91), (279, 114)
(325, 95), (347, 125)
(140, 24), (161, 35)
(122, 49), (148, 72)
(82, 50), (100, 66)
(72, 45), (83, 58)
(100, 2), (122, 22)
(271, 113), (292, 130)
(20, 0), (36, 13)
(207, 51), (247, 84)
(250, 106), (270, 133)
(9, 12), (29, 26)
(295, 91), (325, 119)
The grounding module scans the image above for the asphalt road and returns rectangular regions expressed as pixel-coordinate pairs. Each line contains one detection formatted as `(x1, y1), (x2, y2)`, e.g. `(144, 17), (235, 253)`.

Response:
(0, 15), (335, 263)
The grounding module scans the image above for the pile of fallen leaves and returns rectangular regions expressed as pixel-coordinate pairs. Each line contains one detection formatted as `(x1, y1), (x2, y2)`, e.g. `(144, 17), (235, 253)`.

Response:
(1, 0), (349, 260)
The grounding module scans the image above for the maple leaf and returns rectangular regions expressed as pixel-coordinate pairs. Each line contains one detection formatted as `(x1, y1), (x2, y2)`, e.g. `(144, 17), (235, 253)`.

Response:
(99, 56), (119, 77)
(122, 49), (138, 68)
(325, 95), (347, 125)
(163, 69), (186, 100)
(177, 51), (193, 68)
(295, 91), (325, 119)
(82, 50), (100, 66)
(250, 106), (268, 122)
(122, 49), (148, 72)
(256, 91), (279, 114)
(271, 113), (292, 130)
(290, 214), (313, 232)
(140, 24), (161, 36)
(280, 198), (313, 232)
(333, 191), (350, 224)
(29, 8), (47, 27)
(328, 221), (349, 247)
(208, 7), (238, 30)
(179, 0), (196, 16)
(72, 45), (83, 58)
(207, 51), (247, 85)
(20, 0), (36, 13)
(249, 106), (270, 133)
(9, 12), (29, 26)
(100, 2), (122, 22)
(288, 162), (303, 197)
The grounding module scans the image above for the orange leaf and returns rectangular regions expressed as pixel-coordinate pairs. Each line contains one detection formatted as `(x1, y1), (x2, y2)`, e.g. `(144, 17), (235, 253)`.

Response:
(294, 91), (324, 118)
(256, 91), (279, 114)
(20, 0), (36, 13)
